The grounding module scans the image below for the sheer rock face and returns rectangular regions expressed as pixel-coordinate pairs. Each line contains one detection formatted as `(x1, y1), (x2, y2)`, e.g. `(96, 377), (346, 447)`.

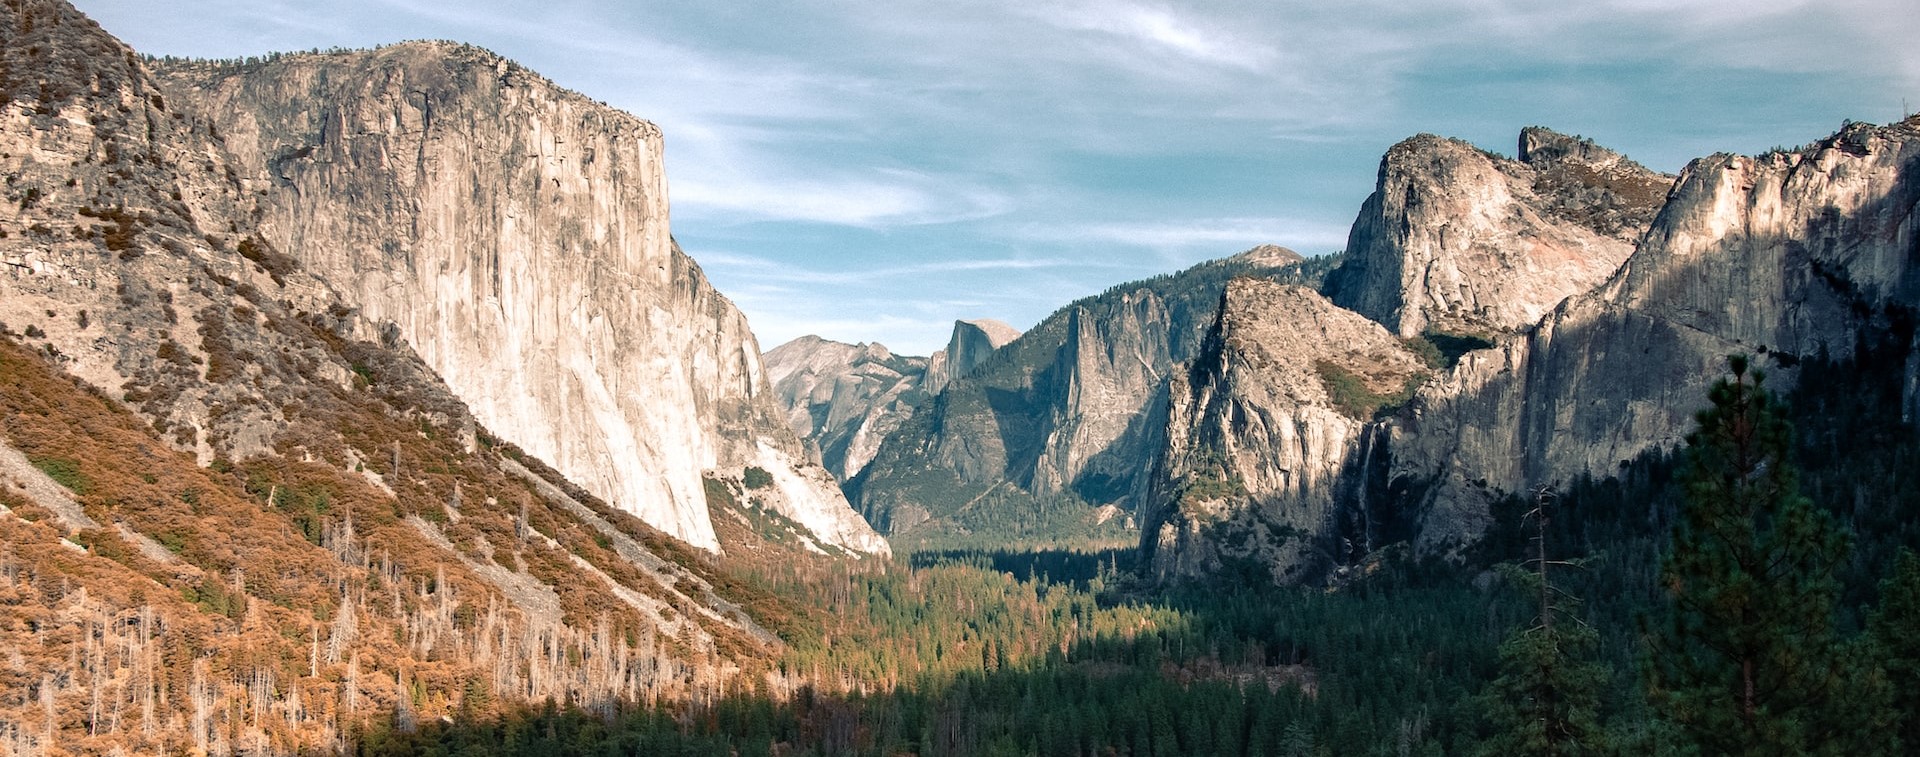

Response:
(925, 318), (1021, 395)
(766, 319), (1019, 482)
(1325, 128), (1673, 338)
(1140, 281), (1427, 583)
(1146, 121), (1920, 583)
(1, 6), (840, 748)
(151, 44), (885, 556)
(766, 336), (932, 481)
(853, 247), (1309, 540)
(1396, 118), (1920, 555)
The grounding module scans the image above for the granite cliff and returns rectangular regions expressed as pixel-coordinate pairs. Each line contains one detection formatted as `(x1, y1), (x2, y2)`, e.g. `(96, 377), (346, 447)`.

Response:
(1149, 120), (1920, 582)
(925, 317), (1022, 395)
(1139, 280), (1428, 583)
(1325, 128), (1672, 338)
(0, 3), (878, 751)
(1392, 117), (1920, 557)
(765, 318), (1018, 482)
(151, 44), (884, 557)
(851, 246), (1326, 547)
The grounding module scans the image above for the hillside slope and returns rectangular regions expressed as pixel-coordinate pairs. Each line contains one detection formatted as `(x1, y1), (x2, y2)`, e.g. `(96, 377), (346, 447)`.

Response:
(0, 2), (865, 752)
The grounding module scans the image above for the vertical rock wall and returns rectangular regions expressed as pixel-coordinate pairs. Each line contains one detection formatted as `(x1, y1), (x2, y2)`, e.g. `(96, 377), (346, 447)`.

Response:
(1140, 280), (1427, 582)
(156, 45), (885, 555)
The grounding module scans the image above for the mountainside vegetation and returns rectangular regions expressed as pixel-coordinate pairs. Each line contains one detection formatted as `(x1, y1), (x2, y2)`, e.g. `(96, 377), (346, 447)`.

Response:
(8, 2), (1920, 754)
(343, 337), (1920, 756)
(0, 333), (805, 754)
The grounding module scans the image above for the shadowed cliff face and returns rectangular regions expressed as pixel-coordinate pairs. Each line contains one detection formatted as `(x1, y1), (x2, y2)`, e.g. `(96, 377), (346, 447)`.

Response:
(152, 45), (885, 556)
(852, 247), (1317, 546)
(1325, 128), (1673, 339)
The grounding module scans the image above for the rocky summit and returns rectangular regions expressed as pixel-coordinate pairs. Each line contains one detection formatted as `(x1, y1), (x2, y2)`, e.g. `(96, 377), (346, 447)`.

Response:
(1137, 118), (1920, 582)
(1386, 117), (1920, 559)
(1139, 280), (1429, 583)
(1324, 128), (1673, 339)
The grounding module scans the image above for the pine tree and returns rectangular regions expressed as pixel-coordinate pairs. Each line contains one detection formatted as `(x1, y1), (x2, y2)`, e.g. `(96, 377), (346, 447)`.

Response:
(1475, 488), (1610, 757)
(1869, 549), (1920, 748)
(1646, 355), (1859, 755)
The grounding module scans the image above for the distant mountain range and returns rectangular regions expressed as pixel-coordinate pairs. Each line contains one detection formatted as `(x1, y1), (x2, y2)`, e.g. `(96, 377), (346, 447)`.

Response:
(788, 120), (1920, 586)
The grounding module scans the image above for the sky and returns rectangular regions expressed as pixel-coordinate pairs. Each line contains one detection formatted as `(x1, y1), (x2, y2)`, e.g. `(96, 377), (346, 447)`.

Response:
(75, 0), (1920, 355)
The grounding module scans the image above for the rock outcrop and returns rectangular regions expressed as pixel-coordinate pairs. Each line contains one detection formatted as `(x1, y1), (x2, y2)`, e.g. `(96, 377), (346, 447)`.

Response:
(152, 45), (884, 556)
(765, 318), (1019, 482)
(1139, 280), (1428, 583)
(766, 336), (932, 480)
(1146, 120), (1919, 583)
(853, 247), (1316, 545)
(925, 318), (1021, 395)
(1392, 118), (1920, 555)
(1324, 128), (1672, 338)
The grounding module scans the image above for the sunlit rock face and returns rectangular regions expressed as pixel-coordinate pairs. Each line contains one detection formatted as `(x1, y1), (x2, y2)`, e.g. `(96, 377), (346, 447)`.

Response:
(766, 336), (932, 481)
(1325, 128), (1673, 339)
(1387, 118), (1920, 559)
(1139, 280), (1427, 583)
(1147, 120), (1920, 582)
(924, 318), (1021, 396)
(155, 44), (886, 555)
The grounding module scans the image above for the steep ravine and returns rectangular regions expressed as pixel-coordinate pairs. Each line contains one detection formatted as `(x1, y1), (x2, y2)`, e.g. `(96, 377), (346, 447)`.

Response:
(851, 246), (1320, 546)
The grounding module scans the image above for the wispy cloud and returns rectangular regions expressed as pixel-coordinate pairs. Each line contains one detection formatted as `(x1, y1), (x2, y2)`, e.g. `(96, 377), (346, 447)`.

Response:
(670, 162), (1013, 227)
(77, 0), (1920, 352)
(1028, 1), (1278, 72)
(696, 251), (1089, 286)
(1017, 217), (1352, 256)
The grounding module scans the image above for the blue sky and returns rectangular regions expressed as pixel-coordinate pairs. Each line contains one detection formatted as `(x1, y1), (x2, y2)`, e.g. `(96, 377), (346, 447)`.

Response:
(77, 0), (1919, 355)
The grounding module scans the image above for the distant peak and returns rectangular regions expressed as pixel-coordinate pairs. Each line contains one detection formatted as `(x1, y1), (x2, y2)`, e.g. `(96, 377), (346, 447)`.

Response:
(954, 318), (1021, 348)
(1227, 244), (1303, 267)
(1518, 126), (1629, 168)
(859, 341), (896, 362)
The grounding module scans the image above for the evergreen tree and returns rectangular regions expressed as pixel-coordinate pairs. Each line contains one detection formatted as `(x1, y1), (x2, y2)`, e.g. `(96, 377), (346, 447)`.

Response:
(1475, 489), (1610, 757)
(1869, 549), (1920, 748)
(1646, 356), (1860, 755)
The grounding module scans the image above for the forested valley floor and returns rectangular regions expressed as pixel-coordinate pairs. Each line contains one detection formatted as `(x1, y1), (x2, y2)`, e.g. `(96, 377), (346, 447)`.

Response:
(355, 339), (1920, 756)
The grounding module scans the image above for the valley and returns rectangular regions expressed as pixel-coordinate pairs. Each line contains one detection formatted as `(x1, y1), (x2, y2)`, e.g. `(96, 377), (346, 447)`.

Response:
(3, 0), (1919, 754)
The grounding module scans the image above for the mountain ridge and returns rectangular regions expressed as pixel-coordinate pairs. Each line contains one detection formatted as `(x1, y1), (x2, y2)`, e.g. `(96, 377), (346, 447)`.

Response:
(847, 246), (1322, 548)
